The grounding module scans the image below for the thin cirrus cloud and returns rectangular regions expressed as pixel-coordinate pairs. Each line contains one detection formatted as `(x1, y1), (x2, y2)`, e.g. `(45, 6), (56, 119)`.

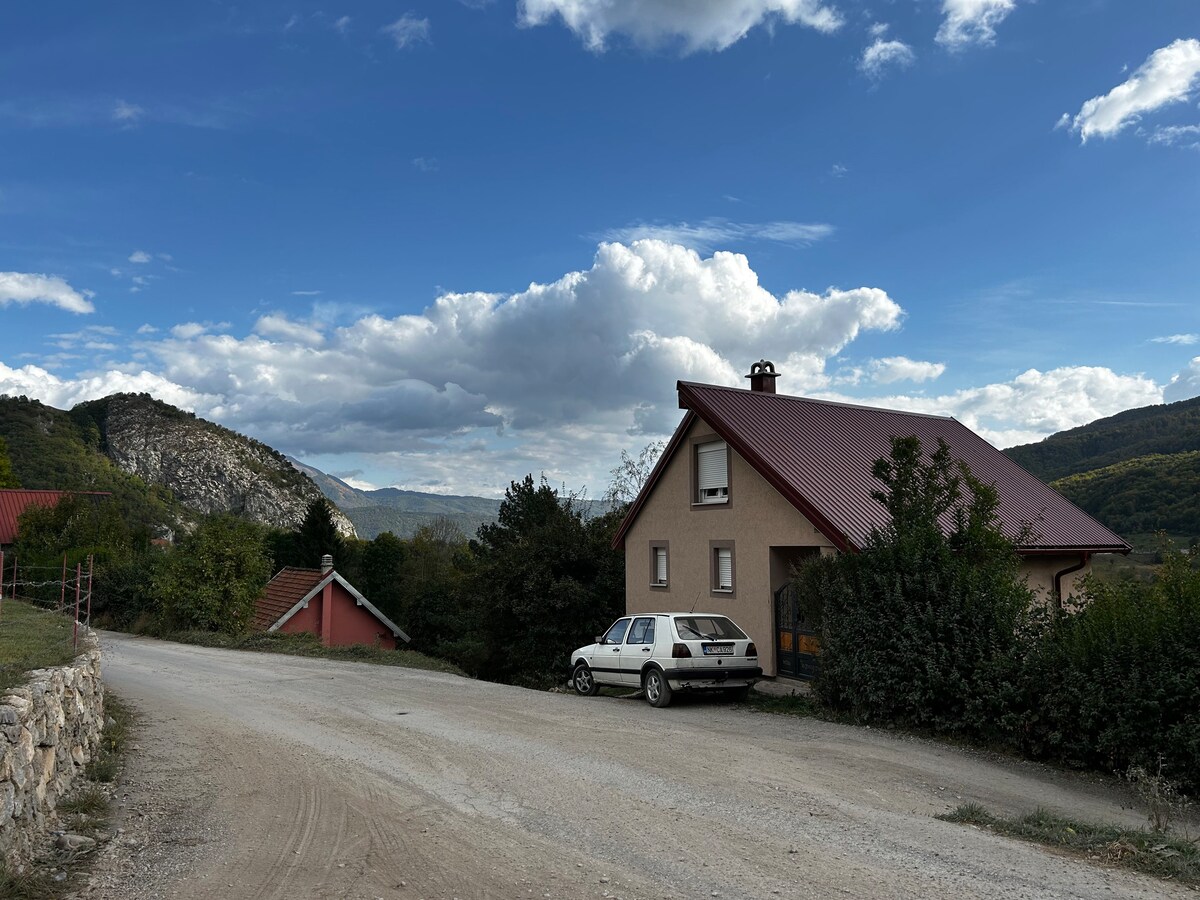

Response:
(1152, 333), (1199, 345)
(1067, 39), (1200, 143)
(935, 0), (1016, 50)
(595, 219), (834, 252)
(859, 38), (915, 80)
(517, 0), (842, 54)
(381, 14), (431, 49)
(0, 272), (94, 314)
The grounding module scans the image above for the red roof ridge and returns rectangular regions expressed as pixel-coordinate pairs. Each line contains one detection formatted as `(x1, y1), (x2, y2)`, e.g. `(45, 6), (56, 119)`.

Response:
(677, 381), (958, 422)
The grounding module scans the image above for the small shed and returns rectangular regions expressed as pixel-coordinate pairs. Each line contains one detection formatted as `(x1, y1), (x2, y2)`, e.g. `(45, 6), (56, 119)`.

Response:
(254, 555), (409, 649)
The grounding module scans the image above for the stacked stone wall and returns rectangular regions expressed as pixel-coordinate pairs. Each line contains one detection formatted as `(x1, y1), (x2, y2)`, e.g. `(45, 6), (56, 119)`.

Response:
(0, 634), (104, 866)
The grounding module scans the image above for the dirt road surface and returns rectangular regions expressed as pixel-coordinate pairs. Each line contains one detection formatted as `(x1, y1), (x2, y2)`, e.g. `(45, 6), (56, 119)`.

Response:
(82, 633), (1183, 900)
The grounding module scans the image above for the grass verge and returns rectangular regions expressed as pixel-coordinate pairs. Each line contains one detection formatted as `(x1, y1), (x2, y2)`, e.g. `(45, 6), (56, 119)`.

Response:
(940, 803), (1200, 887)
(0, 601), (79, 695)
(150, 628), (467, 676)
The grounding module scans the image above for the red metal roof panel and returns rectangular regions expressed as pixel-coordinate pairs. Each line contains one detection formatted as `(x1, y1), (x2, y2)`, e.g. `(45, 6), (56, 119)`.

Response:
(671, 382), (1129, 553)
(254, 566), (325, 630)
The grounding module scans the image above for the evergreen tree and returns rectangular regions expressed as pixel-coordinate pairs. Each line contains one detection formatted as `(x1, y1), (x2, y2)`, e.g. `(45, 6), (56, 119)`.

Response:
(292, 498), (344, 569)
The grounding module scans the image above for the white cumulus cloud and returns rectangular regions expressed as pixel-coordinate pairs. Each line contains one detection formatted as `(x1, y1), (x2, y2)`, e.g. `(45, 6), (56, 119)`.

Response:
(518, 0), (842, 53)
(870, 357), (944, 384)
(1069, 39), (1200, 142)
(128, 250), (152, 264)
(859, 38), (915, 80)
(0, 272), (94, 314)
(936, 0), (1015, 50)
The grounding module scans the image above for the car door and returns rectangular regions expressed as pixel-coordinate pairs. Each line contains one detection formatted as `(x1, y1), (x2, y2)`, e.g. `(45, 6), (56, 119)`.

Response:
(620, 616), (657, 684)
(593, 618), (631, 686)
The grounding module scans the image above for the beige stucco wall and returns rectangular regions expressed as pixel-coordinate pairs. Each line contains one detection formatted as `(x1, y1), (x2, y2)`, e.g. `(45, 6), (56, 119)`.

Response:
(1021, 554), (1092, 606)
(624, 417), (835, 676)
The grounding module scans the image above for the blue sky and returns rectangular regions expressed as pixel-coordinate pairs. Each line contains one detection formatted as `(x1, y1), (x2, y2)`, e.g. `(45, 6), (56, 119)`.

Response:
(2, 1), (1199, 497)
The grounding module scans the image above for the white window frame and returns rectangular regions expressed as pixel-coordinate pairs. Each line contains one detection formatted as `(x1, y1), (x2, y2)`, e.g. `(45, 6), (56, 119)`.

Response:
(653, 546), (668, 586)
(696, 440), (729, 505)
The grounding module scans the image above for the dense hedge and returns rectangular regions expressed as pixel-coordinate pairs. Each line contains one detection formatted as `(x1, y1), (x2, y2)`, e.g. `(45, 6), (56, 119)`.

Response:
(1021, 548), (1200, 793)
(800, 436), (1199, 795)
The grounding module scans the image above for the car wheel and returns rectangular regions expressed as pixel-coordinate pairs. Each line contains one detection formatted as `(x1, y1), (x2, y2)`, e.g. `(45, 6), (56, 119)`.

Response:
(572, 662), (599, 696)
(643, 668), (673, 708)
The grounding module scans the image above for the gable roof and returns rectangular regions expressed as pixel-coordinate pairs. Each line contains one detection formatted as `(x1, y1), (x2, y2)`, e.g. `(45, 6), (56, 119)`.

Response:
(255, 566), (410, 642)
(613, 382), (1130, 555)
(0, 490), (111, 545)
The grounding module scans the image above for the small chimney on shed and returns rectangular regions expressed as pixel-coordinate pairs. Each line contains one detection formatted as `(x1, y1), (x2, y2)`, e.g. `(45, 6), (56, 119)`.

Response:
(320, 554), (333, 574)
(746, 359), (779, 393)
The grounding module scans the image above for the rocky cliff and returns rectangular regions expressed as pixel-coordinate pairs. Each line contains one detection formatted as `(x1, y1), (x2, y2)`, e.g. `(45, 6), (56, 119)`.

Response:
(73, 394), (355, 537)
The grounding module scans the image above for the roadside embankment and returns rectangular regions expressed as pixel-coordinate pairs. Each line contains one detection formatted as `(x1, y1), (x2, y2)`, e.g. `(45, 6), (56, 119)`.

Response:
(0, 628), (104, 867)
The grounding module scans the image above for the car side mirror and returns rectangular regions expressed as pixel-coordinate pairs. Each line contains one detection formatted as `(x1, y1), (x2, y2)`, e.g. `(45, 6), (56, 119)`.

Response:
(594, 636), (603, 644)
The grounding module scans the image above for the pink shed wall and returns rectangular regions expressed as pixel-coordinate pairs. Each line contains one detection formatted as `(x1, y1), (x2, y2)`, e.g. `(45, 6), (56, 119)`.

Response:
(277, 580), (397, 650)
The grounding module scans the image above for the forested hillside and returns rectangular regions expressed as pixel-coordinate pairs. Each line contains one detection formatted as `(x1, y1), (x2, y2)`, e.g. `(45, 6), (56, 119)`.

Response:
(1005, 395), (1200, 482)
(1004, 395), (1200, 546)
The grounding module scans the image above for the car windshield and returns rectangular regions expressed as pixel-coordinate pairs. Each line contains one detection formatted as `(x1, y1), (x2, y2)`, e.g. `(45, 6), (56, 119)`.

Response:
(673, 616), (746, 641)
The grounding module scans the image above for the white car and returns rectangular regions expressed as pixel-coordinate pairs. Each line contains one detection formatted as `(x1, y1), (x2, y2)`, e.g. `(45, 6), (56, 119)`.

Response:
(570, 613), (761, 707)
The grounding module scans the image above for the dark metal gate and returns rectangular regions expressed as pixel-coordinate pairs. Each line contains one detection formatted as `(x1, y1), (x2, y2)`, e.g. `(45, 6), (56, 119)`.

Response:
(774, 582), (820, 680)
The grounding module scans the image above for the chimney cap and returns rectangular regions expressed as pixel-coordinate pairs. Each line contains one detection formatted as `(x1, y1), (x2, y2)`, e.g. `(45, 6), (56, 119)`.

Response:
(320, 553), (333, 572)
(746, 359), (780, 392)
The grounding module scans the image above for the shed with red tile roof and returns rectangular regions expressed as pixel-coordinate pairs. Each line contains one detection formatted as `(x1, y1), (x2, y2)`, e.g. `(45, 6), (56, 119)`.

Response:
(614, 361), (1130, 679)
(255, 555), (409, 649)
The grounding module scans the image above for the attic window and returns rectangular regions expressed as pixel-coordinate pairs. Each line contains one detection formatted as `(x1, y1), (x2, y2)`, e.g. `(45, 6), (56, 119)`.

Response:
(696, 440), (729, 504)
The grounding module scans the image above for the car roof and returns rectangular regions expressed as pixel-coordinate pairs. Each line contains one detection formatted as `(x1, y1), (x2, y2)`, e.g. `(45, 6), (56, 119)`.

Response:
(626, 612), (735, 619)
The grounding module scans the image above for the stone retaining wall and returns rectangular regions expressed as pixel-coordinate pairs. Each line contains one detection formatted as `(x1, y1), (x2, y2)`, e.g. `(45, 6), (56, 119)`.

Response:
(0, 632), (104, 866)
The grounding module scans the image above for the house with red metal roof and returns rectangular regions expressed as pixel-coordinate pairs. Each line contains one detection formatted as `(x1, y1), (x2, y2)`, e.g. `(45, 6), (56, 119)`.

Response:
(612, 360), (1130, 679)
(0, 489), (111, 547)
(254, 554), (409, 649)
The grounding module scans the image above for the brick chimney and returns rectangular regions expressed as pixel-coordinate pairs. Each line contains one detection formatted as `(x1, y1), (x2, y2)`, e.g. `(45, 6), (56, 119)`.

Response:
(320, 554), (333, 574)
(746, 359), (779, 393)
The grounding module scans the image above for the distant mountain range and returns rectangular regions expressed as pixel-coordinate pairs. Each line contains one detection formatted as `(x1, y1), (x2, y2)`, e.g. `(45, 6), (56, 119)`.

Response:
(1004, 394), (1200, 547)
(288, 458), (501, 540)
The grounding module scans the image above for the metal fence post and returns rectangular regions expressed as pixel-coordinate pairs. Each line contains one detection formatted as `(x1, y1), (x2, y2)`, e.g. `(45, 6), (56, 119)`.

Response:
(73, 563), (82, 653)
(86, 554), (93, 626)
(60, 552), (68, 613)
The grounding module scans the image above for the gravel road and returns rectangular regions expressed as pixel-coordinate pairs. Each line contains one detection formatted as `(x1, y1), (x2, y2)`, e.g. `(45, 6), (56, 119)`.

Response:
(80, 632), (1184, 900)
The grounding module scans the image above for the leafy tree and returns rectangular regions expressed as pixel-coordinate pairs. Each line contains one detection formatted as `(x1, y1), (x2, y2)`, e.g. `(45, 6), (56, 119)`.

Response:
(603, 440), (665, 508)
(462, 476), (624, 686)
(798, 436), (1034, 741)
(291, 498), (345, 569)
(360, 531), (407, 620)
(0, 436), (18, 487)
(153, 514), (272, 633)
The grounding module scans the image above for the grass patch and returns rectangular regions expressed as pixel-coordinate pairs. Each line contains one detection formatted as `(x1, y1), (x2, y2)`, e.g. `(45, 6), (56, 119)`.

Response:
(744, 688), (833, 720)
(0, 601), (80, 695)
(940, 803), (1200, 887)
(0, 865), (58, 900)
(57, 785), (108, 817)
(88, 692), (134, 783)
(151, 628), (467, 676)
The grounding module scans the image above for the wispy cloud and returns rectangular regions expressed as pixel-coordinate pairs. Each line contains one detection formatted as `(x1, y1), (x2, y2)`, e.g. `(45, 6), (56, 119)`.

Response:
(333, 15), (351, 34)
(0, 272), (94, 314)
(1148, 123), (1200, 150)
(382, 14), (431, 49)
(128, 250), (152, 264)
(596, 218), (834, 252)
(112, 100), (145, 125)
(1152, 333), (1199, 345)
(859, 37), (915, 80)
(936, 0), (1016, 50)
(411, 156), (439, 172)
(1068, 39), (1200, 142)
(291, 290), (322, 297)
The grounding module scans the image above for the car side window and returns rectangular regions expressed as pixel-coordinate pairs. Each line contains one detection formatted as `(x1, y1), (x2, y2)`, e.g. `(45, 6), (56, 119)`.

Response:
(603, 619), (630, 645)
(627, 617), (655, 645)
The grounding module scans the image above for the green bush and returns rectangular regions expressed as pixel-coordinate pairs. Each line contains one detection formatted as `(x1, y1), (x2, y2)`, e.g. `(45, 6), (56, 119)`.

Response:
(798, 436), (1034, 743)
(1021, 544), (1200, 792)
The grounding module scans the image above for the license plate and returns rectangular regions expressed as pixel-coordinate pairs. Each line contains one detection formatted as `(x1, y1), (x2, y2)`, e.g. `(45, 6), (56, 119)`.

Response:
(702, 644), (734, 655)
